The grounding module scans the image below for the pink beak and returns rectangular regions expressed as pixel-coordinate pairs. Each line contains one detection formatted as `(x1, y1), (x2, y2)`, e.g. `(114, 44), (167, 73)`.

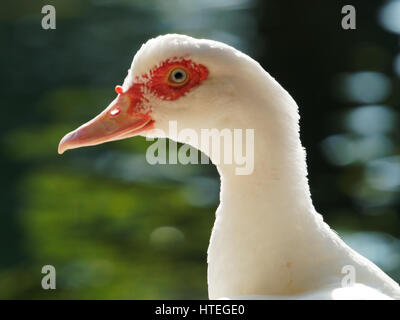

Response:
(58, 86), (153, 154)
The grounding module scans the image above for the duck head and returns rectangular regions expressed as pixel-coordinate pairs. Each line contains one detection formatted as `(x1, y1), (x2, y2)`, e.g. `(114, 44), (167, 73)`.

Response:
(57, 34), (259, 154)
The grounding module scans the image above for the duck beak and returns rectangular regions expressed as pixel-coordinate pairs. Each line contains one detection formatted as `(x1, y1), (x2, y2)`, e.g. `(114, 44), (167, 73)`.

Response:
(58, 86), (154, 155)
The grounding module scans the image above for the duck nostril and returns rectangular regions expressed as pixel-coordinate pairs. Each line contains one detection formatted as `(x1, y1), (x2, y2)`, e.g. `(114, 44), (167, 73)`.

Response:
(110, 108), (121, 116)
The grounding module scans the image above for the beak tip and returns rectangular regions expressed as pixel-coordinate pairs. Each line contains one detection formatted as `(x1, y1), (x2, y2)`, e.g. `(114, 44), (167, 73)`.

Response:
(58, 142), (66, 155)
(58, 133), (72, 155)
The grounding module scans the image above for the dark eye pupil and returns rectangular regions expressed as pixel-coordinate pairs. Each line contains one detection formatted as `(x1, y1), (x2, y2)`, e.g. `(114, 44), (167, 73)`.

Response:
(174, 72), (183, 80)
(168, 68), (187, 84)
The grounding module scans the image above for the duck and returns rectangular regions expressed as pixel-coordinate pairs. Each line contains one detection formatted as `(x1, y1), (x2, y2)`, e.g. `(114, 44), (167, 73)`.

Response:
(58, 34), (400, 300)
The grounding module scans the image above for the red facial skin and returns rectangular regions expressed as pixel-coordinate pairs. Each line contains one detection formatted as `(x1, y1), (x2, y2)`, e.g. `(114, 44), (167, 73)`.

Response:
(58, 58), (209, 154)
(125, 58), (209, 113)
(147, 58), (209, 101)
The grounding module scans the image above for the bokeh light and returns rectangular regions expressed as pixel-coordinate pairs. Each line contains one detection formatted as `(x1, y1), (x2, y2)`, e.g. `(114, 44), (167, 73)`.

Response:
(335, 72), (391, 104)
(378, 0), (400, 34)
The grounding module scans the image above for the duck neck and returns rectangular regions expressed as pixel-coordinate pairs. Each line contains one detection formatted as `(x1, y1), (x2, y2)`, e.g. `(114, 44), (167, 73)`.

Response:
(206, 81), (344, 299)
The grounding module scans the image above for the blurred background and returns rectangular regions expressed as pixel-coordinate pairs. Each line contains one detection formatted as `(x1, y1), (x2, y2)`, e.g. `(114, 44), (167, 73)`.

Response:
(1, 0), (400, 299)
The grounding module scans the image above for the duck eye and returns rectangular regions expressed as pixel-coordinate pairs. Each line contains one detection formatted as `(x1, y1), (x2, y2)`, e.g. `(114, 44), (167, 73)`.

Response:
(167, 68), (189, 86)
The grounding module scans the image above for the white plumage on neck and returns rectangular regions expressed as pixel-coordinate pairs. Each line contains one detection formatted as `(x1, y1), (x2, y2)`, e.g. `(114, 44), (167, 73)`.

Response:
(199, 49), (400, 299)
(130, 35), (400, 299)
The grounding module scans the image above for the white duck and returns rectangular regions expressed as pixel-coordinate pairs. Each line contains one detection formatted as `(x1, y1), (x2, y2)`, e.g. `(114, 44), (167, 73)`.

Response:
(58, 34), (400, 300)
